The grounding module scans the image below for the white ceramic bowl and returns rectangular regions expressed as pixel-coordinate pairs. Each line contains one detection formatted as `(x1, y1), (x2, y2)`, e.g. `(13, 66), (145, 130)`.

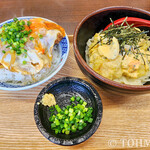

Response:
(0, 16), (69, 91)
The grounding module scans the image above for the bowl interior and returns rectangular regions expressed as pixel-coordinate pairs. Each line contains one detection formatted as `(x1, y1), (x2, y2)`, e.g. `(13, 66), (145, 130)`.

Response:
(76, 7), (150, 60)
(34, 77), (102, 145)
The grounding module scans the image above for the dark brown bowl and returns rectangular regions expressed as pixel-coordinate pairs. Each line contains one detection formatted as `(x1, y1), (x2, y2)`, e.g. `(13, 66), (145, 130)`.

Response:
(73, 6), (150, 94)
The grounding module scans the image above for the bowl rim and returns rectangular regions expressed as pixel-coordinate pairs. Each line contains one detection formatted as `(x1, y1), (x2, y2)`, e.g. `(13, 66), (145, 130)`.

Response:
(0, 16), (69, 91)
(34, 77), (103, 146)
(73, 6), (150, 91)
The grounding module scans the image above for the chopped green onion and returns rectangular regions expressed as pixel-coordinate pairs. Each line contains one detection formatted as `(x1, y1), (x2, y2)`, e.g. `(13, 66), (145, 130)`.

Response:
(27, 21), (31, 26)
(24, 53), (27, 58)
(82, 101), (87, 107)
(0, 18), (32, 55)
(24, 49), (27, 52)
(10, 49), (14, 53)
(20, 43), (25, 47)
(51, 123), (56, 128)
(29, 29), (32, 33)
(29, 37), (34, 41)
(6, 45), (11, 48)
(71, 102), (76, 107)
(2, 41), (6, 45)
(22, 60), (27, 65)
(55, 119), (60, 126)
(70, 96), (75, 102)
(71, 125), (77, 132)
(88, 118), (93, 123)
(39, 34), (43, 39)
(19, 20), (25, 26)
(13, 18), (18, 22)
(79, 99), (83, 104)
(69, 108), (73, 113)
(48, 95), (93, 135)
(49, 106), (55, 112)
(78, 125), (83, 130)
(23, 37), (27, 42)
(65, 130), (70, 135)
(55, 104), (62, 113)
(20, 49), (27, 53)
(2, 50), (6, 54)
(49, 115), (55, 122)
(76, 96), (81, 101)
(83, 122), (87, 127)
(64, 109), (68, 115)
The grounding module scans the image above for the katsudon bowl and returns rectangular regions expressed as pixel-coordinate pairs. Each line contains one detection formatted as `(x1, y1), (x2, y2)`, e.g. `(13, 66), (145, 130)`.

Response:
(73, 6), (150, 94)
(0, 16), (69, 91)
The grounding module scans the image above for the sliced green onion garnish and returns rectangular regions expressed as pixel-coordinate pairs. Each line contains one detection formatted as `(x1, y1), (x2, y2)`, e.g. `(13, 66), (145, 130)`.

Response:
(48, 96), (93, 135)
(49, 106), (55, 112)
(39, 34), (43, 39)
(13, 18), (18, 22)
(2, 50), (6, 54)
(70, 96), (75, 102)
(22, 60), (27, 65)
(27, 21), (31, 26)
(0, 18), (33, 55)
(29, 37), (34, 41)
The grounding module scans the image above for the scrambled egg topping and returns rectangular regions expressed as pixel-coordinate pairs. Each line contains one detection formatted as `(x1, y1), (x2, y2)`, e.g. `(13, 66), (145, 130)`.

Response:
(87, 32), (150, 85)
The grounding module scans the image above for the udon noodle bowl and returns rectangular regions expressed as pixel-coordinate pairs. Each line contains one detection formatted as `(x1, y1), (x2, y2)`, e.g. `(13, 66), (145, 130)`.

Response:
(86, 19), (150, 85)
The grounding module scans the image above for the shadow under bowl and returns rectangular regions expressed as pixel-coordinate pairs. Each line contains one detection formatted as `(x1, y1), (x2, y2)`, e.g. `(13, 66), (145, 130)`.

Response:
(73, 6), (150, 94)
(34, 77), (103, 146)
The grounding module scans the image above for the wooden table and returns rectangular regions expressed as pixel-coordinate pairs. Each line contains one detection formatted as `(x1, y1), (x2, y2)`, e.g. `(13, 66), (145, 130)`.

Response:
(0, 1), (150, 150)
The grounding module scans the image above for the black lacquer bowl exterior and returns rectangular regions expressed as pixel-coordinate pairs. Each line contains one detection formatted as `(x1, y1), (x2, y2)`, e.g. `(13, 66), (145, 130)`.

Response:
(34, 77), (103, 146)
(73, 6), (150, 93)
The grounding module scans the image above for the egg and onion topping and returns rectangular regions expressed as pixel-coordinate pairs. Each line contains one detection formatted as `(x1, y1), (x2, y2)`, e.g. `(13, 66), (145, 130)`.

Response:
(86, 18), (150, 85)
(0, 18), (65, 76)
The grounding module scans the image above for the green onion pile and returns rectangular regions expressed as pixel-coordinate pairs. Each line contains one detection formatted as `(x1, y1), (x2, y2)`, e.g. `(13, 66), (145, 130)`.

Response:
(49, 96), (93, 135)
(0, 18), (32, 55)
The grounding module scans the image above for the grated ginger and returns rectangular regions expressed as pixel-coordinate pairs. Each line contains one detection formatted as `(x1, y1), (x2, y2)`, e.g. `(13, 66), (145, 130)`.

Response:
(40, 93), (56, 107)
